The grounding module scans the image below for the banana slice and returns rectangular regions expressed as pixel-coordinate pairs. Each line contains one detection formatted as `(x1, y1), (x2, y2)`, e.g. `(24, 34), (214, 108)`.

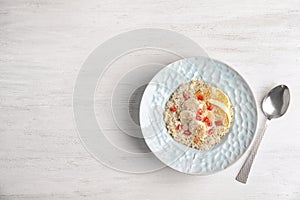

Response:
(189, 119), (207, 140)
(182, 98), (198, 111)
(179, 110), (195, 124)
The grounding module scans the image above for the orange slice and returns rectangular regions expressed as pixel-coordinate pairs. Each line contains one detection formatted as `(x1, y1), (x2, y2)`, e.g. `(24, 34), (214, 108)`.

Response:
(213, 105), (230, 127)
(210, 88), (230, 108)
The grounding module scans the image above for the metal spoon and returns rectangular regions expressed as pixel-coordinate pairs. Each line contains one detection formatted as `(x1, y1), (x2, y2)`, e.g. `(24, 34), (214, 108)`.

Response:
(236, 85), (290, 184)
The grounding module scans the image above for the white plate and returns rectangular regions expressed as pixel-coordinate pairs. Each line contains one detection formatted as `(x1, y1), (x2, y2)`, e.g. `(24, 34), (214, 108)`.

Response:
(139, 57), (258, 175)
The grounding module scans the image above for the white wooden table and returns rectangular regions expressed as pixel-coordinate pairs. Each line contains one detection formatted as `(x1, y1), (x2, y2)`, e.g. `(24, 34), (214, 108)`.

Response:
(1, 0), (300, 199)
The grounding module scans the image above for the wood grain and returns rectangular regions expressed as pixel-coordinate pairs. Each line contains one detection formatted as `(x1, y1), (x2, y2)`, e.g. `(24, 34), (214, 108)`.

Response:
(1, 0), (300, 199)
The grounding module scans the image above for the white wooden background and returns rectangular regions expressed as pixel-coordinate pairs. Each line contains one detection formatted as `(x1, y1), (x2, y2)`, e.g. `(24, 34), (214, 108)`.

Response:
(1, 0), (300, 199)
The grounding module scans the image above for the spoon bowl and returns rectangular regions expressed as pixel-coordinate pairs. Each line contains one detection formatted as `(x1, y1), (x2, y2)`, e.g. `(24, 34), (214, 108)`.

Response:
(262, 85), (290, 120)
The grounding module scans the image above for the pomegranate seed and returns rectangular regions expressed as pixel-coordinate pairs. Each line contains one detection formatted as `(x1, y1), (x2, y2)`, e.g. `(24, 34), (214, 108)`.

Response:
(170, 106), (177, 112)
(197, 108), (202, 115)
(207, 105), (213, 111)
(203, 117), (212, 126)
(183, 92), (190, 100)
(183, 130), (191, 135)
(196, 115), (202, 121)
(207, 120), (212, 126)
(203, 117), (209, 123)
(215, 121), (223, 126)
(208, 129), (214, 135)
(197, 95), (204, 101)
(176, 124), (182, 130)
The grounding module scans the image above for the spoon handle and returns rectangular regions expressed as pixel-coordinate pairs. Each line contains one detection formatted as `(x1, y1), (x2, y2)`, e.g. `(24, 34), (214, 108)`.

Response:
(236, 121), (269, 183)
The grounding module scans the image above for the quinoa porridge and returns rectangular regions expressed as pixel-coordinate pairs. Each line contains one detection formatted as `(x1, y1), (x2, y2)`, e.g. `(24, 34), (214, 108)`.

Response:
(164, 80), (234, 150)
